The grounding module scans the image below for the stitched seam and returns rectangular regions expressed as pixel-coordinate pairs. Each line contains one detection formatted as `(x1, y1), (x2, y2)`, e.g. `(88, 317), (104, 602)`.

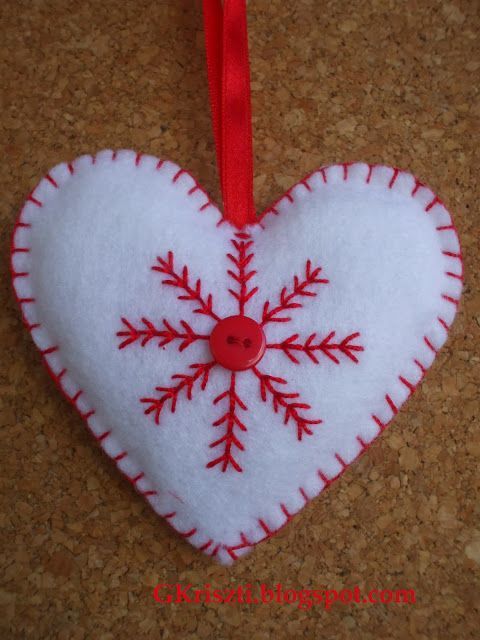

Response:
(11, 153), (463, 563)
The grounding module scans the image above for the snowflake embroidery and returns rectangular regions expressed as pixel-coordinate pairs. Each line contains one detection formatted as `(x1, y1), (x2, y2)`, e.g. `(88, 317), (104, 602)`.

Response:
(116, 232), (364, 473)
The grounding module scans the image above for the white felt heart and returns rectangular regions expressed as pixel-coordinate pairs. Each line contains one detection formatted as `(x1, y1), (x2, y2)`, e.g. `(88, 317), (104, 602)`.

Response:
(11, 150), (462, 564)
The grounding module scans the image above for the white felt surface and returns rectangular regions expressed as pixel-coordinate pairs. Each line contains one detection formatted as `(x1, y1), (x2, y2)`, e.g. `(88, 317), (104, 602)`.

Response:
(11, 151), (462, 564)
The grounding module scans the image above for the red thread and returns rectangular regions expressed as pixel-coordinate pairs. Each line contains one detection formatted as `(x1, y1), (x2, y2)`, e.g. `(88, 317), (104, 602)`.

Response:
(172, 168), (186, 183)
(424, 336), (437, 354)
(261, 260), (329, 325)
(299, 487), (308, 503)
(227, 235), (258, 314)
(414, 359), (426, 377)
(437, 317), (450, 332)
(226, 547), (238, 560)
(335, 453), (347, 469)
(45, 174), (59, 188)
(71, 389), (83, 404)
(141, 361), (216, 425)
(199, 539), (213, 551)
(168, 490), (185, 504)
(71, 390), (83, 403)
(441, 294), (459, 307)
(281, 503), (293, 519)
(41, 346), (58, 356)
(388, 168), (400, 188)
(445, 271), (463, 281)
(208, 372), (247, 472)
(258, 519), (272, 535)
(411, 179), (424, 196)
(27, 194), (42, 207)
(152, 252), (220, 321)
(399, 375), (415, 394)
(267, 331), (363, 365)
(425, 196), (442, 212)
(117, 317), (209, 351)
(317, 469), (330, 485)
(385, 394), (398, 414)
(239, 532), (251, 546)
(252, 367), (322, 440)
(372, 414), (386, 431)
(356, 435), (367, 450)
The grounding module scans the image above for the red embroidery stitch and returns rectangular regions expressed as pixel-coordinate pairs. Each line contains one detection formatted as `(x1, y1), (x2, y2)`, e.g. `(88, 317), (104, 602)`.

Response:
(117, 317), (209, 351)
(252, 367), (322, 440)
(267, 331), (364, 365)
(152, 252), (220, 321)
(227, 234), (258, 315)
(141, 361), (216, 424)
(261, 260), (329, 325)
(208, 372), (248, 472)
(118, 231), (362, 471)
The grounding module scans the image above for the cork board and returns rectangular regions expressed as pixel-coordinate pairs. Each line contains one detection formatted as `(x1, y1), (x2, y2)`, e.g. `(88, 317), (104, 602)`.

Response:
(1, 0), (478, 638)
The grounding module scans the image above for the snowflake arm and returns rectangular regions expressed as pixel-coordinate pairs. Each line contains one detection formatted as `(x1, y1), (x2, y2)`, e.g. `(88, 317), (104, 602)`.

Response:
(226, 233), (258, 315)
(267, 331), (364, 364)
(207, 372), (248, 473)
(117, 317), (209, 351)
(141, 361), (216, 425)
(152, 251), (220, 321)
(261, 260), (329, 326)
(251, 366), (322, 440)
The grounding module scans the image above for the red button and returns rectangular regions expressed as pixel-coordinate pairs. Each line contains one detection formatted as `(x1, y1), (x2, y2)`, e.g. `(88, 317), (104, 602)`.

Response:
(209, 315), (266, 371)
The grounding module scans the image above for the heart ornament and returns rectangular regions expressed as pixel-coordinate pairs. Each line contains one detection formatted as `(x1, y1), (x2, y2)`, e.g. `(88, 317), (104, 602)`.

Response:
(11, 150), (462, 563)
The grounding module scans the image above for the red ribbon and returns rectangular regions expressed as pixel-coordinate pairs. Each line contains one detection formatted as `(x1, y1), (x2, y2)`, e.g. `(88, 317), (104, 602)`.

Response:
(203, 0), (255, 228)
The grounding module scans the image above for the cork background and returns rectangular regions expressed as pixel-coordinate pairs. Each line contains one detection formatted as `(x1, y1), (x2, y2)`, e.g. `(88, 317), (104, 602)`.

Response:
(1, 0), (479, 638)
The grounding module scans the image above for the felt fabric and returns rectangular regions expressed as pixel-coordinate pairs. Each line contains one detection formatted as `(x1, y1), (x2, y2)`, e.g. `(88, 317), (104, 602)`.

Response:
(11, 150), (462, 564)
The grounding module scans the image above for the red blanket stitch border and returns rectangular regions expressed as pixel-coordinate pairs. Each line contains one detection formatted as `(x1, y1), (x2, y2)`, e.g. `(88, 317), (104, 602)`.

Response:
(10, 151), (463, 563)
